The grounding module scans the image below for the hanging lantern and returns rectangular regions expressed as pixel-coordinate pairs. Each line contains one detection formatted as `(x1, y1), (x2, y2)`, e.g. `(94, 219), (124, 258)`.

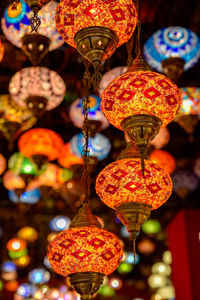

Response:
(18, 128), (64, 169)
(1, 261), (17, 273)
(142, 219), (161, 235)
(8, 188), (41, 204)
(150, 150), (176, 174)
(9, 67), (66, 117)
(175, 87), (200, 135)
(55, 0), (137, 80)
(3, 170), (25, 191)
(143, 27), (200, 82)
(17, 283), (35, 298)
(28, 268), (51, 284)
(69, 95), (109, 133)
(152, 262), (171, 277)
(7, 238), (27, 252)
(150, 127), (170, 149)
(0, 95), (36, 144)
(48, 204), (123, 299)
(172, 169), (199, 199)
(101, 62), (181, 160)
(49, 216), (71, 232)
(147, 274), (168, 289)
(96, 157), (172, 241)
(0, 154), (6, 175)
(1, 1), (64, 65)
(99, 66), (127, 96)
(14, 256), (31, 267)
(58, 143), (84, 169)
(70, 132), (111, 161)
(0, 39), (4, 63)
(17, 227), (38, 242)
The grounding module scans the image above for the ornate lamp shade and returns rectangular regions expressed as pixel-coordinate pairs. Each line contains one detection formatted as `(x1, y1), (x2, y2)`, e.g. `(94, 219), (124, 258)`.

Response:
(150, 149), (176, 174)
(0, 154), (6, 175)
(172, 169), (199, 199)
(143, 27), (200, 82)
(70, 133), (111, 161)
(69, 95), (109, 131)
(8, 188), (41, 204)
(175, 87), (200, 134)
(9, 67), (66, 116)
(3, 170), (25, 190)
(28, 268), (50, 284)
(99, 66), (127, 96)
(96, 158), (172, 239)
(18, 128), (64, 164)
(55, 0), (137, 71)
(58, 143), (84, 169)
(0, 39), (4, 63)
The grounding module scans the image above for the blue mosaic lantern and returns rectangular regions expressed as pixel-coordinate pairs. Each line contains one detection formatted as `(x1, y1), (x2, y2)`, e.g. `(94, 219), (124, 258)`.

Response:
(144, 26), (200, 73)
(28, 268), (50, 284)
(69, 133), (111, 161)
(8, 188), (41, 204)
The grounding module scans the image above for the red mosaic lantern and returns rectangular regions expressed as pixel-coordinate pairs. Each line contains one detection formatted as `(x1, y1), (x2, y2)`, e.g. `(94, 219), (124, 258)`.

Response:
(150, 150), (176, 175)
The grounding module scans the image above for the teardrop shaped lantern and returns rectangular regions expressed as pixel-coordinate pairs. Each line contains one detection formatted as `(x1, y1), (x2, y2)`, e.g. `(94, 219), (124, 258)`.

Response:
(48, 204), (123, 299)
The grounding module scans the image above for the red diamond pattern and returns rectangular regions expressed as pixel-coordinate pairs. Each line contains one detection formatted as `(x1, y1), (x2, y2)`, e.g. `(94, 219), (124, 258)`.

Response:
(84, 4), (100, 16)
(71, 249), (91, 261)
(143, 72), (158, 78)
(147, 183), (162, 194)
(143, 87), (161, 100)
(118, 90), (136, 101)
(88, 238), (106, 249)
(126, 22), (134, 35)
(105, 99), (115, 111)
(162, 175), (169, 185)
(136, 168), (152, 179)
(52, 252), (64, 263)
(158, 79), (172, 90)
(129, 78), (147, 88)
(98, 174), (106, 185)
(166, 94), (178, 105)
(123, 181), (142, 192)
(110, 8), (125, 21)
(120, 74), (132, 81)
(64, 14), (74, 26)
(111, 169), (128, 181)
(126, 4), (136, 16)
(59, 239), (75, 250)
(101, 249), (115, 261)
(107, 83), (121, 95)
(125, 161), (138, 168)
(105, 184), (118, 195)
(73, 230), (90, 238)
(149, 163), (162, 172)
(67, 0), (82, 8)
(114, 241), (121, 253)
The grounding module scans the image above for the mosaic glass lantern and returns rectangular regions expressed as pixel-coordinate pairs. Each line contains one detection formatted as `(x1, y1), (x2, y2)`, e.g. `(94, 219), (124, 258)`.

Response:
(9, 67), (66, 117)
(1, 1), (64, 65)
(48, 204), (123, 299)
(28, 268), (50, 284)
(0, 39), (4, 63)
(69, 95), (109, 132)
(96, 157), (172, 240)
(55, 0), (137, 72)
(175, 87), (200, 134)
(0, 154), (6, 175)
(150, 149), (176, 174)
(58, 143), (84, 169)
(18, 128), (64, 168)
(3, 170), (25, 191)
(143, 27), (200, 82)
(8, 188), (41, 204)
(70, 133), (111, 161)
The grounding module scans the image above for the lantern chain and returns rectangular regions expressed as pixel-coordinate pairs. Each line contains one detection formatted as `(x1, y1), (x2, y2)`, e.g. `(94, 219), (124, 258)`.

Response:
(30, 8), (41, 33)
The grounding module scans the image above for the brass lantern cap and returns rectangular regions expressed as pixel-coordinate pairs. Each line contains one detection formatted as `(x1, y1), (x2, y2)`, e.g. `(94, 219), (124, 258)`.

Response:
(117, 142), (149, 160)
(69, 272), (104, 300)
(128, 55), (152, 72)
(162, 57), (185, 83)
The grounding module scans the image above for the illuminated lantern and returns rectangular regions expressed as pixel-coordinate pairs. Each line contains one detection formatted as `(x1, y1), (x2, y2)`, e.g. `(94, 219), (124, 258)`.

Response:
(2, 270), (17, 281)
(17, 283), (35, 298)
(3, 171), (25, 191)
(0, 94), (36, 143)
(8, 248), (28, 260)
(143, 27), (200, 82)
(150, 150), (176, 174)
(49, 216), (71, 231)
(98, 285), (115, 297)
(142, 219), (161, 235)
(69, 95), (109, 132)
(176, 87), (200, 134)
(18, 128), (64, 168)
(55, 0), (137, 73)
(162, 250), (172, 265)
(9, 67), (66, 117)
(150, 127), (170, 149)
(117, 262), (133, 274)
(96, 157), (172, 240)
(124, 252), (140, 265)
(172, 169), (199, 199)
(1, 261), (17, 272)
(0, 154), (6, 175)
(8, 188), (41, 204)
(48, 204), (123, 299)
(1, 1), (63, 65)
(156, 285), (175, 299)
(17, 227), (38, 242)
(152, 262), (171, 276)
(0, 39), (4, 62)
(109, 277), (122, 290)
(99, 66), (127, 96)
(28, 268), (50, 284)
(14, 256), (31, 267)
(70, 133), (111, 161)
(4, 281), (19, 292)
(58, 143), (84, 169)
(147, 274), (167, 289)
(7, 238), (27, 252)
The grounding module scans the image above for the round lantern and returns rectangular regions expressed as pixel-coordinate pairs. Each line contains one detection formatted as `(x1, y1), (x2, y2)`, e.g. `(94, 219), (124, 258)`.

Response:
(156, 285), (175, 299)
(28, 268), (50, 284)
(70, 133), (111, 161)
(152, 262), (171, 277)
(142, 219), (161, 235)
(150, 150), (176, 174)
(143, 26), (200, 82)
(18, 128), (64, 167)
(17, 283), (35, 298)
(0, 39), (4, 63)
(147, 274), (168, 289)
(3, 171), (25, 191)
(49, 216), (71, 231)
(17, 227), (38, 242)
(7, 238), (27, 252)
(55, 0), (137, 70)
(1, 261), (17, 273)
(14, 255), (31, 267)
(8, 188), (41, 204)
(175, 87), (200, 134)
(96, 157), (172, 239)
(58, 143), (84, 169)
(150, 127), (170, 149)
(69, 95), (109, 132)
(0, 154), (6, 175)
(9, 67), (66, 116)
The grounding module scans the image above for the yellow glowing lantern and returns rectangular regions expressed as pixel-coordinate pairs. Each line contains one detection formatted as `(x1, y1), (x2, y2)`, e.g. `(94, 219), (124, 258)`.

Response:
(17, 227), (38, 242)
(152, 262), (171, 276)
(150, 150), (176, 174)
(14, 255), (31, 267)
(7, 238), (27, 252)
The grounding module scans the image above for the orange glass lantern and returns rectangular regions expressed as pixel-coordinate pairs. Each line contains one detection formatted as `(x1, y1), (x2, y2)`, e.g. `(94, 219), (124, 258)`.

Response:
(4, 281), (19, 292)
(7, 238), (27, 252)
(0, 153), (6, 175)
(48, 204), (123, 299)
(96, 157), (172, 240)
(150, 150), (176, 174)
(17, 227), (38, 242)
(3, 170), (25, 190)
(18, 128), (64, 168)
(55, 0), (137, 73)
(58, 143), (84, 169)
(0, 39), (4, 63)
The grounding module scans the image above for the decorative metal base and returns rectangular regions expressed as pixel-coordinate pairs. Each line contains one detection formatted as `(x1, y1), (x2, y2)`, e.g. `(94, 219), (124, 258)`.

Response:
(22, 33), (50, 65)
(26, 95), (47, 117)
(117, 142), (149, 160)
(32, 154), (48, 170)
(128, 55), (152, 72)
(116, 202), (152, 240)
(69, 272), (104, 300)
(162, 57), (185, 83)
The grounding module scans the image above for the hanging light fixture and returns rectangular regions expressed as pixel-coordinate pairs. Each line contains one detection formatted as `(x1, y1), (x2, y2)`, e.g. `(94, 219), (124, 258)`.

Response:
(55, 0), (137, 86)
(143, 26), (200, 82)
(9, 67), (66, 117)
